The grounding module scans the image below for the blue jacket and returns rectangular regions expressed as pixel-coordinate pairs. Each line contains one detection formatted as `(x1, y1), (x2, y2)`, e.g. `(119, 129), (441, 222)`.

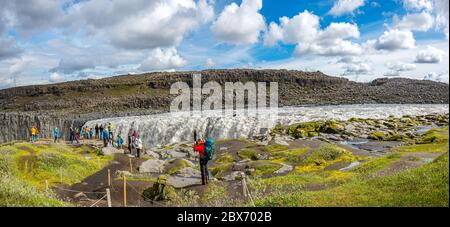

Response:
(102, 129), (109, 140)
(53, 127), (59, 137)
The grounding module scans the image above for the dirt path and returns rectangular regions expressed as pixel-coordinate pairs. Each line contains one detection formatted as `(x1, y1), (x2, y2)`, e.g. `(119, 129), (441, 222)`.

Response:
(55, 153), (161, 207)
(372, 152), (443, 178)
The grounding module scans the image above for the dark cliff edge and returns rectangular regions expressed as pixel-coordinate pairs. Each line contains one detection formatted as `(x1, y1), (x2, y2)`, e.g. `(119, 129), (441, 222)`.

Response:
(0, 69), (448, 142)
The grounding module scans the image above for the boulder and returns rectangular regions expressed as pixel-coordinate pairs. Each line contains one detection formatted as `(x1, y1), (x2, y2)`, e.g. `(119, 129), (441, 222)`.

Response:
(274, 164), (293, 174)
(176, 167), (201, 178)
(145, 150), (160, 159)
(223, 171), (245, 181)
(139, 159), (165, 173)
(167, 176), (202, 188)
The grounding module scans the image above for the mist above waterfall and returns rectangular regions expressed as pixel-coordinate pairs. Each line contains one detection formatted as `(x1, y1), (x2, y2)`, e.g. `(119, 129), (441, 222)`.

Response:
(84, 104), (449, 148)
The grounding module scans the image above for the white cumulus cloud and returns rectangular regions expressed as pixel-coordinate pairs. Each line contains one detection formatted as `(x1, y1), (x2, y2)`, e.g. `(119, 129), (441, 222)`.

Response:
(393, 12), (434, 31)
(265, 11), (362, 56)
(328, 0), (366, 17)
(415, 45), (446, 63)
(374, 29), (416, 50)
(402, 0), (433, 12)
(138, 48), (187, 71)
(212, 0), (266, 45)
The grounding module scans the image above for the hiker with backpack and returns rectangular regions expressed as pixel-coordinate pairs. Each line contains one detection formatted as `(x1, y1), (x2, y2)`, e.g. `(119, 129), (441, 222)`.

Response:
(193, 131), (215, 185)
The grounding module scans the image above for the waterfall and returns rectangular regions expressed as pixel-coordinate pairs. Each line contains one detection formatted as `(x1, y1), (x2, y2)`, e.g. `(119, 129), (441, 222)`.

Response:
(84, 104), (449, 148)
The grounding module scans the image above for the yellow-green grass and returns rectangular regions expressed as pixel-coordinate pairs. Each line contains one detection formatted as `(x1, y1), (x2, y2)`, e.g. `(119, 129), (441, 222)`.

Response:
(0, 142), (113, 206)
(253, 151), (449, 207)
(295, 144), (357, 173)
(269, 147), (309, 164)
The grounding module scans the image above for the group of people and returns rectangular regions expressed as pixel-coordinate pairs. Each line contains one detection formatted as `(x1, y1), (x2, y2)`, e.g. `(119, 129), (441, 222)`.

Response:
(30, 122), (216, 185)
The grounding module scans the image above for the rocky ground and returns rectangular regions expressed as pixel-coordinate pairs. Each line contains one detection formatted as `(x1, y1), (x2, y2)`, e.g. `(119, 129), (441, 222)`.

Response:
(1, 113), (448, 207)
(58, 113), (446, 207)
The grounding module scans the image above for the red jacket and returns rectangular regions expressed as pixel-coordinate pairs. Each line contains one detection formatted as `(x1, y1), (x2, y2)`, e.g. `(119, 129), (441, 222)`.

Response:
(194, 142), (205, 157)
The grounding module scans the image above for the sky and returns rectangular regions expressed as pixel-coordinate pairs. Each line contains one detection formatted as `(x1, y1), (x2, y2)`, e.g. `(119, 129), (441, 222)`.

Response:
(0, 0), (449, 89)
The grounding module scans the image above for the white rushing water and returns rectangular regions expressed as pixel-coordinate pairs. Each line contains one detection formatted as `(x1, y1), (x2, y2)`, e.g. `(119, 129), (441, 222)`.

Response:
(84, 104), (449, 148)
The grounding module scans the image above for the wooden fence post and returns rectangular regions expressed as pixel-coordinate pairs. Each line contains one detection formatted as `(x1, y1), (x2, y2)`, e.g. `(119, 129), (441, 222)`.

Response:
(45, 180), (49, 193)
(123, 175), (127, 207)
(106, 188), (112, 207)
(108, 169), (111, 188)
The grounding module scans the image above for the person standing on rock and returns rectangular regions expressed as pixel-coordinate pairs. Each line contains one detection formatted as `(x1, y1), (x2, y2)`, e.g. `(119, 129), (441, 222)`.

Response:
(134, 135), (143, 158)
(89, 128), (94, 139)
(193, 138), (207, 185)
(117, 134), (123, 149)
(99, 124), (104, 139)
(107, 122), (113, 144)
(31, 125), (38, 143)
(70, 125), (79, 144)
(102, 127), (109, 147)
(53, 127), (59, 143)
(127, 131), (133, 154)
(95, 124), (99, 139)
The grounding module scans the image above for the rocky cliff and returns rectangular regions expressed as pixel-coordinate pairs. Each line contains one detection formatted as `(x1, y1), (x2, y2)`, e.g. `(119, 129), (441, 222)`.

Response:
(0, 69), (448, 142)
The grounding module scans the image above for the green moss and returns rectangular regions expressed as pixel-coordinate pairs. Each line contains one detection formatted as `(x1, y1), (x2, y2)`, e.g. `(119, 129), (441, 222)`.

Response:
(0, 142), (108, 206)
(269, 147), (309, 164)
(237, 148), (258, 160)
(296, 144), (356, 173)
(270, 124), (286, 135)
(254, 152), (449, 207)
(215, 153), (234, 164)
(418, 128), (449, 144)
(166, 159), (191, 175)
(247, 160), (283, 176)
(368, 131), (387, 140)
(352, 153), (401, 176)
(264, 144), (288, 152)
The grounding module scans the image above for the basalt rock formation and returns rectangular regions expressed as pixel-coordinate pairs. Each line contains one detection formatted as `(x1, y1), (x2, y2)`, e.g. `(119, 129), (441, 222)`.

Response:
(0, 69), (448, 142)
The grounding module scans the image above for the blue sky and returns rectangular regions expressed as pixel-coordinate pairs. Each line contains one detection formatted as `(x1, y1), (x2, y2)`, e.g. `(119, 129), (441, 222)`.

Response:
(0, 0), (448, 88)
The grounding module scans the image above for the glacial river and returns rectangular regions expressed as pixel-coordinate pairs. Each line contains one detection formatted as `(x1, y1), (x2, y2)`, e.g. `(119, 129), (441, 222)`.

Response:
(84, 104), (449, 148)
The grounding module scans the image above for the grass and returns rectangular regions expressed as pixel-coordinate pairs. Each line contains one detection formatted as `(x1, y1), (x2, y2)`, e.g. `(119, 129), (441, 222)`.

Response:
(269, 147), (309, 164)
(295, 144), (356, 173)
(0, 142), (113, 206)
(253, 152), (449, 207)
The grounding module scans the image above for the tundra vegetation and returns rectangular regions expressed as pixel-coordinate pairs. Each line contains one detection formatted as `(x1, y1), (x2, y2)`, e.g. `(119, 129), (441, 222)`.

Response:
(0, 114), (448, 207)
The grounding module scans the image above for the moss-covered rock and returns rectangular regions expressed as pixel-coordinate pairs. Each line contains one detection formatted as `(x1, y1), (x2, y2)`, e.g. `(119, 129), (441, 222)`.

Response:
(368, 131), (387, 140)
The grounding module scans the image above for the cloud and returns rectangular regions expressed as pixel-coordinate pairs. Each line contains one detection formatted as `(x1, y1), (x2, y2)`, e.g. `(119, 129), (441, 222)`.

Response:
(0, 0), (64, 36)
(0, 37), (22, 61)
(66, 0), (214, 49)
(383, 61), (417, 77)
(434, 0), (449, 38)
(204, 58), (215, 68)
(138, 48), (187, 71)
(402, 0), (433, 12)
(265, 11), (362, 56)
(393, 12), (434, 31)
(423, 71), (447, 81)
(374, 29), (415, 50)
(49, 72), (65, 83)
(328, 0), (366, 17)
(212, 0), (265, 45)
(342, 62), (373, 76)
(50, 55), (97, 74)
(415, 45), (446, 63)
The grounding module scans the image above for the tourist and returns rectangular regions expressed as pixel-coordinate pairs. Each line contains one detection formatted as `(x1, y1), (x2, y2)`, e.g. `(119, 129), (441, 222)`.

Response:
(89, 128), (94, 139)
(107, 122), (113, 142)
(53, 126), (59, 143)
(99, 124), (104, 139)
(80, 127), (86, 139)
(31, 125), (38, 143)
(127, 131), (133, 154)
(70, 125), (79, 144)
(84, 126), (89, 139)
(193, 137), (207, 184)
(117, 135), (123, 149)
(95, 124), (99, 139)
(102, 128), (109, 147)
(134, 135), (143, 158)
